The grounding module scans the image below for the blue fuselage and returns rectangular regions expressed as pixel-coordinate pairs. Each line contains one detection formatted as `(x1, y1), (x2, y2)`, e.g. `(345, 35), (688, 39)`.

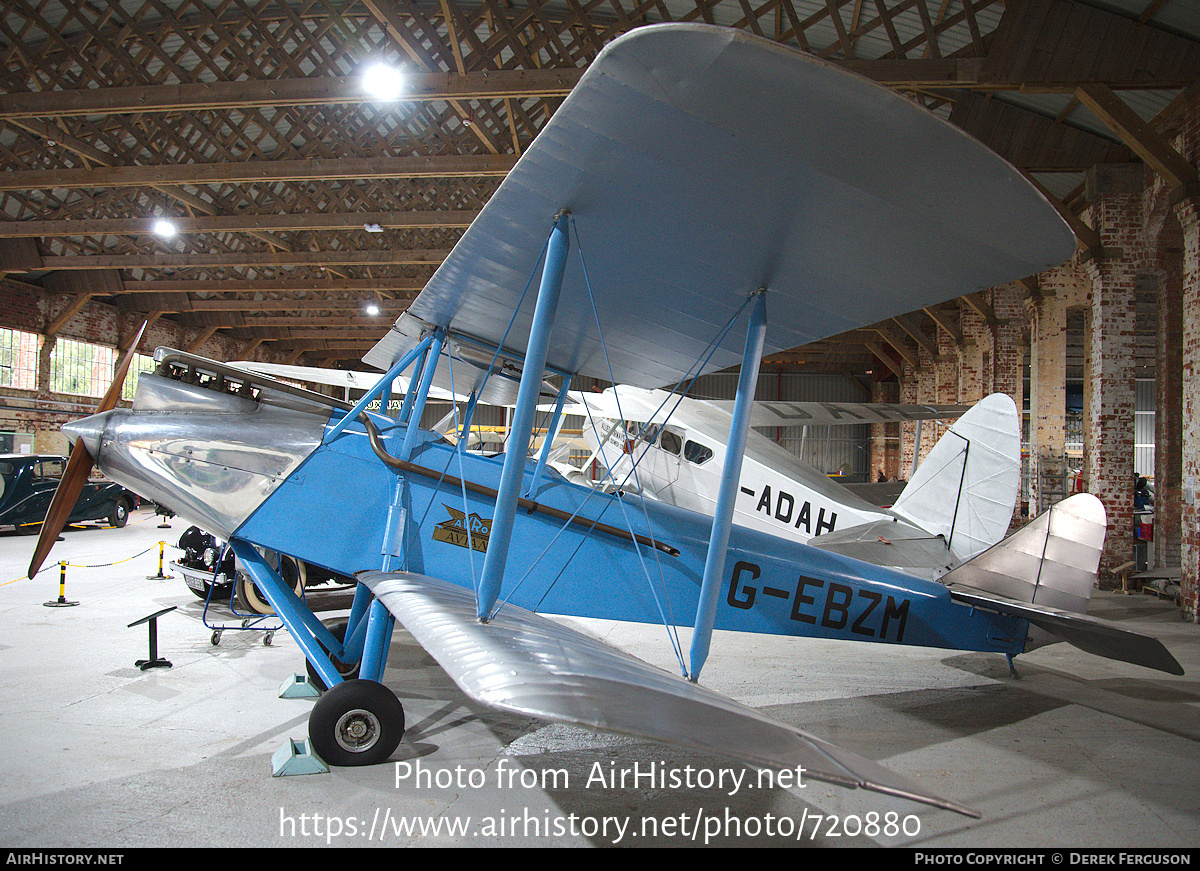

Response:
(235, 410), (1026, 658)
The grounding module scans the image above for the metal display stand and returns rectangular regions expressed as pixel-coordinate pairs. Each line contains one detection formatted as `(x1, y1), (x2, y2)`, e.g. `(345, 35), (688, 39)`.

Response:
(128, 605), (177, 670)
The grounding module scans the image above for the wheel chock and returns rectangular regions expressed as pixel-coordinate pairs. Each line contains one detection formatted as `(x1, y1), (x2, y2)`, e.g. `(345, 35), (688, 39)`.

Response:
(279, 673), (322, 698)
(272, 739), (328, 777)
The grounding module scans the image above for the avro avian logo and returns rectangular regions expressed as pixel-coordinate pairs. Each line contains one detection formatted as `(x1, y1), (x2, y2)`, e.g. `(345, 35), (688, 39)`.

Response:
(432, 505), (492, 553)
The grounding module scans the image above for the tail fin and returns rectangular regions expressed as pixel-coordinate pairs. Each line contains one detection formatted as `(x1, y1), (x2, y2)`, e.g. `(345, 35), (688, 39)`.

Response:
(888, 393), (1020, 562)
(943, 494), (1183, 675)
(943, 493), (1106, 613)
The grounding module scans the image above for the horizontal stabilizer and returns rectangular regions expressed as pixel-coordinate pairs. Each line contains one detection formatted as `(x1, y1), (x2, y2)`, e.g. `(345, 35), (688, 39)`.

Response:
(943, 494), (1183, 675)
(359, 570), (980, 817)
(808, 518), (955, 575)
(948, 586), (1184, 676)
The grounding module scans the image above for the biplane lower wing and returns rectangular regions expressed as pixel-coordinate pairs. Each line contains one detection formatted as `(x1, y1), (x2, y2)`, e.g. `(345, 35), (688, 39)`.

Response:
(359, 570), (981, 818)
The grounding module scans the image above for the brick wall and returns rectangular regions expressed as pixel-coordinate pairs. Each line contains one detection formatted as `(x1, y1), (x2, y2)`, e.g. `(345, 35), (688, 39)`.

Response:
(1177, 196), (1200, 622)
(1082, 164), (1144, 582)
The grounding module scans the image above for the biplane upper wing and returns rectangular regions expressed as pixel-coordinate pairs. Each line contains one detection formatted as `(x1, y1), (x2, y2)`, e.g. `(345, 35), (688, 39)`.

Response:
(364, 24), (1076, 397)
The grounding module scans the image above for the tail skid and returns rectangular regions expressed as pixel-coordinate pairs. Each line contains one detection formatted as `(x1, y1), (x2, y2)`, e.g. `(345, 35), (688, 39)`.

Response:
(943, 494), (1184, 675)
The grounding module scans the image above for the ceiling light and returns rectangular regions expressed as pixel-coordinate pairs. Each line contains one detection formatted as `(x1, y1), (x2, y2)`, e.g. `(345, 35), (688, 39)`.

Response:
(362, 62), (405, 100)
(153, 219), (177, 238)
(365, 303), (380, 316)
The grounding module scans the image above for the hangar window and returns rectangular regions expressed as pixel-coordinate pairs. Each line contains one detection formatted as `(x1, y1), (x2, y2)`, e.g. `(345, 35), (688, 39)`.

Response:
(121, 354), (157, 401)
(48, 339), (155, 400)
(684, 440), (712, 465)
(50, 338), (116, 398)
(0, 329), (39, 390)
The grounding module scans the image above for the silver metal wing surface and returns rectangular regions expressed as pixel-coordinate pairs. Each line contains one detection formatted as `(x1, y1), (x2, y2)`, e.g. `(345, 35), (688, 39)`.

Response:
(359, 570), (981, 817)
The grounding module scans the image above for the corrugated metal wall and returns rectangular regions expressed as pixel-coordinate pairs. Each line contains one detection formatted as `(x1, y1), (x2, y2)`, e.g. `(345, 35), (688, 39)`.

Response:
(687, 371), (870, 478)
(1061, 378), (1155, 478)
(1136, 378), (1155, 478)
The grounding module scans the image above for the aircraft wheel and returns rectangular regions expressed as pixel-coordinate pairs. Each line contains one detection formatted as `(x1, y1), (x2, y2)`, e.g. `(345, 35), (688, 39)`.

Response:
(308, 679), (404, 766)
(305, 618), (360, 691)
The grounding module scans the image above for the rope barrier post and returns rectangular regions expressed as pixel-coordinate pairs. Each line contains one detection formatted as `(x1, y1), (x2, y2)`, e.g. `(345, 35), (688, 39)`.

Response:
(146, 541), (174, 580)
(44, 561), (79, 608)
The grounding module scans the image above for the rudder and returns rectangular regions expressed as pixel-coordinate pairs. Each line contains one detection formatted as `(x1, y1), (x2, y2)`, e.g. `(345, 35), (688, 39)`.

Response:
(889, 393), (1021, 563)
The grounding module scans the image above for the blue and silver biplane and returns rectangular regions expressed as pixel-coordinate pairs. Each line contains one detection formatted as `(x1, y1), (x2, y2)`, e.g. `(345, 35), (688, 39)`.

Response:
(28, 24), (1182, 819)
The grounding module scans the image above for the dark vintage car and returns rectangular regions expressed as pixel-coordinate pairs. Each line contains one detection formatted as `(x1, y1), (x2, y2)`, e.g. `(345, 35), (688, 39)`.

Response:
(0, 453), (141, 533)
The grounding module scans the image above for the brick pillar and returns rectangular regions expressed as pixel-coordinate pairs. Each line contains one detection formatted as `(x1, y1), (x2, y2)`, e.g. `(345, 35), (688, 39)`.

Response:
(900, 347), (942, 479)
(900, 365), (918, 481)
(1177, 196), (1200, 622)
(1154, 248), (1183, 571)
(1028, 272), (1069, 516)
(1082, 164), (1144, 583)
(869, 378), (901, 481)
(990, 284), (1028, 525)
(957, 303), (986, 403)
(931, 324), (958, 447)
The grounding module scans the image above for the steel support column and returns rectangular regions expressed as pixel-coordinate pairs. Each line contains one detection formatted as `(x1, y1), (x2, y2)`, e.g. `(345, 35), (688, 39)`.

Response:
(688, 290), (768, 681)
(476, 212), (570, 621)
(324, 334), (433, 443)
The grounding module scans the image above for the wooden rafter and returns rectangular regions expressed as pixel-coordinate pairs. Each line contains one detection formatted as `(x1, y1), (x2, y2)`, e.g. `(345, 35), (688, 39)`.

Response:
(0, 211), (480, 237)
(0, 70), (584, 120)
(1074, 83), (1199, 193)
(0, 155), (516, 192)
(0, 0), (1195, 368)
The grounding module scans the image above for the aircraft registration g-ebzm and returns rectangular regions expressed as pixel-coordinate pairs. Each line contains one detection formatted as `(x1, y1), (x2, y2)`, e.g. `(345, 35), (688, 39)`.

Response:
(29, 24), (1183, 819)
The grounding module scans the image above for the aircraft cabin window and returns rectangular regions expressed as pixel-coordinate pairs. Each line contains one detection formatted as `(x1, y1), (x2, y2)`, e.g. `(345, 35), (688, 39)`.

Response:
(684, 440), (712, 465)
(659, 430), (682, 455)
(638, 423), (660, 444)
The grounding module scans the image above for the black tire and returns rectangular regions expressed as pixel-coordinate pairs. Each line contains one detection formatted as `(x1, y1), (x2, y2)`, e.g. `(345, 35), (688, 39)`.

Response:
(234, 554), (304, 614)
(108, 498), (129, 528)
(305, 618), (361, 691)
(308, 679), (404, 766)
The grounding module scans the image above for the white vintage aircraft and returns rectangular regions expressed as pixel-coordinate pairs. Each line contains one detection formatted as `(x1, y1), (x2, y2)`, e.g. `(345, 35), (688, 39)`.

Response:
(27, 24), (1181, 820)
(572, 386), (1021, 578)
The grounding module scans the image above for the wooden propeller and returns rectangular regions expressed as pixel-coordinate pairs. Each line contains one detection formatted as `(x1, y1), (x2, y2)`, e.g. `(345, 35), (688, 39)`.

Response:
(27, 322), (148, 579)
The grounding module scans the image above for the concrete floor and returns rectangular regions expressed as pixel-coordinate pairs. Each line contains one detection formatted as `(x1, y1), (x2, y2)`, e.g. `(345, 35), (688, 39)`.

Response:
(1, 508), (1197, 849)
